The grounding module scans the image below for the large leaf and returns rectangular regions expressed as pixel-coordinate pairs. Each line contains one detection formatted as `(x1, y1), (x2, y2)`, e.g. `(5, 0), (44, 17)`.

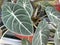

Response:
(1, 2), (33, 35)
(32, 20), (50, 45)
(22, 39), (31, 45)
(45, 6), (60, 26)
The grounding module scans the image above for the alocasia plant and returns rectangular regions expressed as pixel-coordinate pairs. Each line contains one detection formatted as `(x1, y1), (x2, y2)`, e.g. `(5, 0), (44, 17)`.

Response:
(1, 0), (60, 45)
(2, 0), (33, 35)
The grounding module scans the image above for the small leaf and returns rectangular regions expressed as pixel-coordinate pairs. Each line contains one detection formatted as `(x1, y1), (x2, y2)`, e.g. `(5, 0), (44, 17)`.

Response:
(32, 20), (50, 45)
(2, 2), (33, 35)
(22, 39), (31, 45)
(45, 6), (60, 26)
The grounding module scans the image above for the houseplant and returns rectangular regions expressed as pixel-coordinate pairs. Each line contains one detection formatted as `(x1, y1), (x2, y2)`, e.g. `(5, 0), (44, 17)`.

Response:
(1, 0), (60, 45)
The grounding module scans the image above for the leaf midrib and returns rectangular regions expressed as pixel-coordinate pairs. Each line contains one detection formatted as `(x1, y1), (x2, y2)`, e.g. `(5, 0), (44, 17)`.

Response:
(7, 9), (32, 35)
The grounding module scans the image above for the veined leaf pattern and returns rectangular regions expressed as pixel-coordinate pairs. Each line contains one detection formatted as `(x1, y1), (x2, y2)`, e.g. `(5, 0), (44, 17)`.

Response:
(45, 6), (60, 39)
(32, 20), (50, 45)
(2, 1), (33, 35)
(45, 6), (60, 26)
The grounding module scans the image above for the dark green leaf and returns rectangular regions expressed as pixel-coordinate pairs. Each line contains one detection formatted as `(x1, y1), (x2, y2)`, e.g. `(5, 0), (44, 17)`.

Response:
(32, 20), (50, 45)
(2, 2), (33, 35)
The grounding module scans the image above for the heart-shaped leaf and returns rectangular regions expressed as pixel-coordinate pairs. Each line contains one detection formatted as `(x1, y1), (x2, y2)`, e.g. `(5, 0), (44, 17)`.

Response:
(1, 2), (33, 35)
(45, 6), (60, 26)
(32, 20), (50, 45)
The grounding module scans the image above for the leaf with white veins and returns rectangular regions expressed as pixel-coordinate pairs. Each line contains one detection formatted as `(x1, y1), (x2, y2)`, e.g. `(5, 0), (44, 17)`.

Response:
(2, 1), (33, 36)
(32, 20), (50, 45)
(45, 6), (60, 26)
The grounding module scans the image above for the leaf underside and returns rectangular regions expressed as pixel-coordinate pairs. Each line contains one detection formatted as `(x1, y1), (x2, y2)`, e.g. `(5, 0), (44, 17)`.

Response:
(32, 20), (50, 45)
(2, 0), (33, 35)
